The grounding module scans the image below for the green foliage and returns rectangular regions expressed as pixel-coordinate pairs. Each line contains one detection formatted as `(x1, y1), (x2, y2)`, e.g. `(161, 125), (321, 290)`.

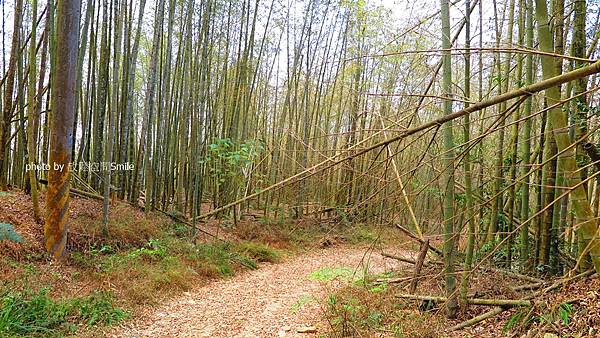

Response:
(324, 284), (443, 337)
(90, 244), (115, 255)
(503, 309), (525, 332)
(308, 267), (357, 282)
(203, 138), (265, 210)
(291, 295), (315, 314)
(200, 243), (260, 271)
(343, 226), (377, 244)
(575, 100), (600, 117)
(475, 237), (503, 262)
(170, 222), (193, 238)
(475, 215), (520, 264)
(492, 74), (505, 86)
(203, 138), (264, 187)
(335, 206), (351, 225)
(366, 283), (387, 293)
(128, 239), (167, 260)
(0, 288), (71, 336)
(193, 243), (237, 275)
(234, 241), (281, 263)
(325, 289), (388, 336)
(0, 288), (127, 337)
(424, 186), (443, 199)
(455, 192), (467, 206)
(327, 292), (364, 327)
(70, 291), (128, 326)
(0, 223), (24, 243)
(558, 302), (573, 325)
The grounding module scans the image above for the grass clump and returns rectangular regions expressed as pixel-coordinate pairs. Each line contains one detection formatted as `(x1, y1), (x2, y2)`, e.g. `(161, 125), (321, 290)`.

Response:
(74, 236), (276, 305)
(0, 288), (127, 337)
(324, 277), (443, 337)
(70, 291), (128, 326)
(308, 267), (357, 282)
(234, 241), (281, 263)
(192, 242), (238, 276)
(342, 225), (378, 244)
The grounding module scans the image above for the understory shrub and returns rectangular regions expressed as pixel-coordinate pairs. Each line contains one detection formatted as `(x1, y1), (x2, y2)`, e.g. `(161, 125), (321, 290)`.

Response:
(0, 288), (127, 337)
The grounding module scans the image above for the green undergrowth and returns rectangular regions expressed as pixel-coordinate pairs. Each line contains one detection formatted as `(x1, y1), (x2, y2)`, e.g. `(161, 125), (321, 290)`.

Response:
(68, 228), (283, 305)
(2, 202), (396, 338)
(309, 267), (358, 282)
(323, 272), (444, 337)
(233, 217), (401, 251)
(2, 217), (283, 337)
(0, 288), (126, 337)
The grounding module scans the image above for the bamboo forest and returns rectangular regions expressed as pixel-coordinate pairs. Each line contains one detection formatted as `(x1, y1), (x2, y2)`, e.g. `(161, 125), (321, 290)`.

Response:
(1, 0), (600, 336)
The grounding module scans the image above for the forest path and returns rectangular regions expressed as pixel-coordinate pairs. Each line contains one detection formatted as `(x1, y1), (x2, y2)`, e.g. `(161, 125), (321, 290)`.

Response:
(108, 245), (403, 338)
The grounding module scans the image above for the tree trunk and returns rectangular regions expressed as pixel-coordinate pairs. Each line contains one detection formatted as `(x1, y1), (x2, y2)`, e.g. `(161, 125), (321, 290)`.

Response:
(44, 0), (81, 259)
(440, 0), (458, 318)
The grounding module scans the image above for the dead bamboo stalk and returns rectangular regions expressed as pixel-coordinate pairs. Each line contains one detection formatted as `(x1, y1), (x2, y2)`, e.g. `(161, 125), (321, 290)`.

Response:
(381, 252), (419, 265)
(526, 270), (596, 300)
(513, 270), (596, 294)
(376, 276), (412, 284)
(409, 239), (429, 293)
(511, 282), (544, 292)
(486, 267), (544, 283)
(396, 293), (532, 307)
(395, 223), (444, 257)
(194, 60), (600, 221)
(379, 116), (423, 238)
(39, 179), (103, 200)
(448, 307), (505, 331)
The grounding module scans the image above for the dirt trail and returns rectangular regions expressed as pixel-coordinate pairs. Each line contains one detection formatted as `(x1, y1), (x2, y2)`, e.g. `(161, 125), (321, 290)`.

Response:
(108, 246), (403, 338)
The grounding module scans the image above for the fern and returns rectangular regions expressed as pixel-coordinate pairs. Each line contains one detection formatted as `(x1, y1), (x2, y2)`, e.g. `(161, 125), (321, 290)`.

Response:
(0, 223), (24, 243)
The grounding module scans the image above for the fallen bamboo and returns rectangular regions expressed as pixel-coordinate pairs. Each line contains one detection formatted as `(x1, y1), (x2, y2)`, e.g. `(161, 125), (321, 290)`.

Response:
(395, 223), (444, 257)
(154, 208), (220, 240)
(526, 270), (596, 300)
(380, 116), (423, 238)
(486, 267), (543, 283)
(193, 59), (600, 221)
(507, 270), (593, 293)
(375, 276), (412, 284)
(409, 239), (429, 293)
(381, 252), (419, 265)
(510, 282), (545, 292)
(396, 294), (532, 307)
(40, 178), (220, 240)
(448, 307), (505, 331)
(39, 179), (103, 200)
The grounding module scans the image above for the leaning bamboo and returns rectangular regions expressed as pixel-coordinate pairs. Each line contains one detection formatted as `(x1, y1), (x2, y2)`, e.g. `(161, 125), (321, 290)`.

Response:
(194, 59), (600, 222)
(395, 224), (444, 257)
(409, 239), (430, 293)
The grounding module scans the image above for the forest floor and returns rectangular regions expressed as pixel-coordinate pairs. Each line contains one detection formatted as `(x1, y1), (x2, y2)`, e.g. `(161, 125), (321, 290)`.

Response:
(106, 245), (398, 338)
(1, 190), (599, 337)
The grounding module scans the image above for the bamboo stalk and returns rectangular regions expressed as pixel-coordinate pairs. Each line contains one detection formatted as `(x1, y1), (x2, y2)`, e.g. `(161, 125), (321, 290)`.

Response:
(409, 239), (429, 293)
(379, 117), (423, 238)
(396, 294), (532, 307)
(448, 307), (505, 331)
(395, 224), (444, 257)
(194, 59), (600, 221)
(486, 267), (543, 283)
